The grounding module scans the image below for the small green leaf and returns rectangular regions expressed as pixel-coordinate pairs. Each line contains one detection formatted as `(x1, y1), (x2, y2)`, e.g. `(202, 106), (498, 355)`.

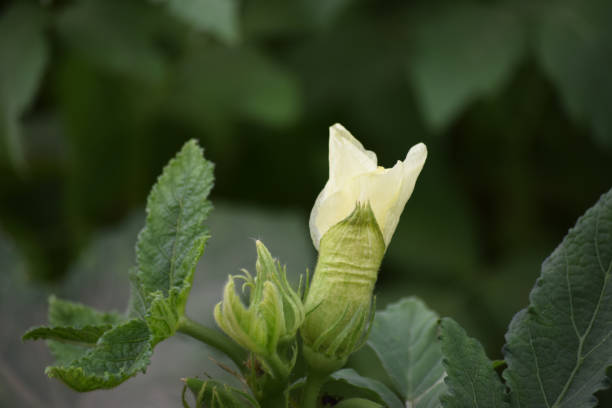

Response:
(166, 0), (240, 44)
(45, 319), (153, 392)
(130, 139), (214, 344)
(328, 368), (404, 408)
(22, 325), (111, 344)
(409, 3), (523, 131)
(47, 295), (124, 327)
(0, 2), (48, 170)
(35, 296), (125, 365)
(367, 297), (446, 408)
(439, 318), (509, 408)
(184, 377), (258, 407)
(503, 188), (612, 407)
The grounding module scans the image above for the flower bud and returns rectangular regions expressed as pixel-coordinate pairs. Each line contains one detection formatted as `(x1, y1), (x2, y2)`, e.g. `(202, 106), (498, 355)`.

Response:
(301, 202), (385, 372)
(214, 241), (304, 360)
(302, 124), (426, 373)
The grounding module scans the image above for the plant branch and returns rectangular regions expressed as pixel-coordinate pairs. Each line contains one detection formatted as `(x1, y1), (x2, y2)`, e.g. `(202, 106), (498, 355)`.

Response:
(177, 316), (247, 370)
(302, 372), (327, 408)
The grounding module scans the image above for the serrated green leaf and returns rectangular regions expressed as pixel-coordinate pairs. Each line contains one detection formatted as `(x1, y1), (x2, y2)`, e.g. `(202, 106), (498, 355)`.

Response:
(409, 3), (523, 131)
(0, 2), (48, 170)
(328, 368), (404, 408)
(45, 319), (152, 392)
(129, 139), (214, 344)
(535, 0), (612, 147)
(166, 0), (239, 44)
(367, 297), (446, 408)
(503, 188), (612, 408)
(184, 377), (258, 407)
(439, 318), (509, 408)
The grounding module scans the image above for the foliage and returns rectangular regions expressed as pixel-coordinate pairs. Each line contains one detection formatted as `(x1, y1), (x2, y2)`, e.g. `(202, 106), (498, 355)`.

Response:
(20, 139), (612, 407)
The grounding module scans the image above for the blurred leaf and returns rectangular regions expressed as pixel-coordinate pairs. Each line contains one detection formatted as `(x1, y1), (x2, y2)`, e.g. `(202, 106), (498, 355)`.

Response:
(56, 0), (167, 81)
(439, 318), (509, 408)
(129, 140), (214, 344)
(298, 0), (354, 28)
(409, 4), (524, 131)
(166, 0), (239, 44)
(0, 2), (48, 170)
(503, 188), (612, 407)
(535, 0), (612, 147)
(45, 319), (153, 392)
(367, 297), (446, 407)
(169, 45), (301, 132)
(327, 368), (404, 408)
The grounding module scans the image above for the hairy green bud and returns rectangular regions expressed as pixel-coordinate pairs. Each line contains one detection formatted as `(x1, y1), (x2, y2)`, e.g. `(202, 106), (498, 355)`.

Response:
(301, 202), (384, 372)
(214, 241), (304, 365)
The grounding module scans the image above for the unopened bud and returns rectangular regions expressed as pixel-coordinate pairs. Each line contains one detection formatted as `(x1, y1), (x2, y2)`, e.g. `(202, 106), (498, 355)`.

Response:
(301, 202), (384, 372)
(214, 241), (304, 360)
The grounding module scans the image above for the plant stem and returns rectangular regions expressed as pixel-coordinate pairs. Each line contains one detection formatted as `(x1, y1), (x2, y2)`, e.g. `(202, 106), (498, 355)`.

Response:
(258, 390), (289, 408)
(177, 316), (247, 370)
(302, 372), (327, 408)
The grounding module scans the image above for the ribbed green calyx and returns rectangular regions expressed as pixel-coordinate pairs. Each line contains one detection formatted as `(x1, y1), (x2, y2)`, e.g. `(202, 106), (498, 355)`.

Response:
(214, 241), (304, 367)
(302, 202), (385, 372)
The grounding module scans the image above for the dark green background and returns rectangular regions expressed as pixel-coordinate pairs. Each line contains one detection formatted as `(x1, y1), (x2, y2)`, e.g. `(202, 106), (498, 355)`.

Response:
(1, 0), (612, 406)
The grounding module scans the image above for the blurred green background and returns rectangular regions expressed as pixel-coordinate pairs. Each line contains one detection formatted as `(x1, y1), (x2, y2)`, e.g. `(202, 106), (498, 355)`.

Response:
(2, 0), (612, 406)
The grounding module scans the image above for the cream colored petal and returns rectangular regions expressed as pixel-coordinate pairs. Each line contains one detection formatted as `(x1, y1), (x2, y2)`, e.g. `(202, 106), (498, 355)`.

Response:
(309, 184), (357, 249)
(379, 143), (427, 246)
(351, 162), (404, 246)
(329, 124), (377, 188)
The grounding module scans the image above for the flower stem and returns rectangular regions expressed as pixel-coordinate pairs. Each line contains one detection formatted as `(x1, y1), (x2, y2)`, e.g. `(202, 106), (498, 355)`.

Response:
(177, 316), (247, 370)
(302, 372), (327, 408)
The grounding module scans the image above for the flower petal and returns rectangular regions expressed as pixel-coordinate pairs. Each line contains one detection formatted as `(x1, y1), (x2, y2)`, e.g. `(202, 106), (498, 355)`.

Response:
(379, 143), (427, 245)
(329, 124), (377, 188)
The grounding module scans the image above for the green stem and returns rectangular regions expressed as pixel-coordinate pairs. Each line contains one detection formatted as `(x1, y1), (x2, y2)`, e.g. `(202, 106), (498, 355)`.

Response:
(302, 372), (327, 408)
(334, 398), (383, 408)
(177, 316), (247, 370)
(258, 390), (288, 408)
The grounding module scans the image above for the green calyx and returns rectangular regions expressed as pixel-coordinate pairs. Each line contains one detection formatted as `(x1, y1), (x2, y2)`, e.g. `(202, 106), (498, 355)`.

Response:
(214, 240), (304, 375)
(301, 202), (384, 372)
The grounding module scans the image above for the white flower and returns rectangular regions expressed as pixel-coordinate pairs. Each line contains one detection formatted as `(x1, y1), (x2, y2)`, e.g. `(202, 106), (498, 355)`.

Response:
(309, 123), (427, 250)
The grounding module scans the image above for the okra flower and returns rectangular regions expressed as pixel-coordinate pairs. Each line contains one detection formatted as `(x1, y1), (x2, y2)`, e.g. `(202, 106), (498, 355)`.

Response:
(302, 124), (426, 372)
(309, 123), (427, 250)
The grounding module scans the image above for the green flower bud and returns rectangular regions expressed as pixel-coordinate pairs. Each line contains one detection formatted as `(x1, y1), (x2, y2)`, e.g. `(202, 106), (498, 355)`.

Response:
(214, 241), (304, 362)
(301, 202), (385, 372)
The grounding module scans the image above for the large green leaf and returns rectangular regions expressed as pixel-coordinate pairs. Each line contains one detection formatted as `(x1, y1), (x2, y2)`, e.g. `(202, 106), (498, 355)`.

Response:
(0, 3), (48, 170)
(166, 0), (239, 44)
(45, 319), (153, 392)
(535, 0), (612, 147)
(503, 188), (612, 407)
(409, 3), (524, 131)
(327, 368), (404, 408)
(439, 318), (509, 408)
(130, 139), (214, 344)
(367, 297), (446, 408)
